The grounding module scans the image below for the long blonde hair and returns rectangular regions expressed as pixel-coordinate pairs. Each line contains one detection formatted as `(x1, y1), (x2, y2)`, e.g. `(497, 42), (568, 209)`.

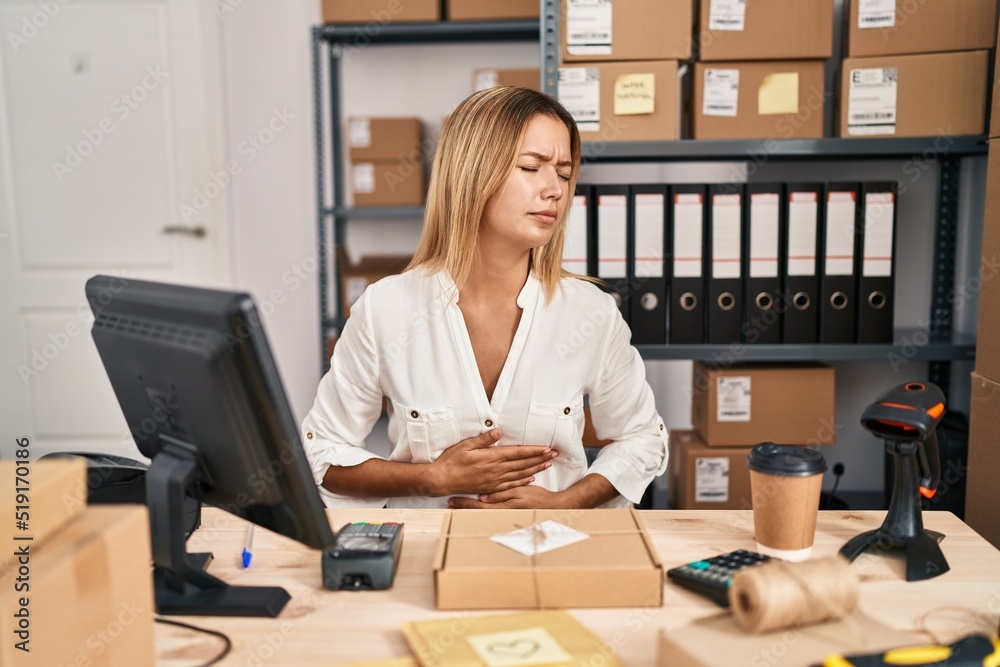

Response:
(407, 86), (583, 300)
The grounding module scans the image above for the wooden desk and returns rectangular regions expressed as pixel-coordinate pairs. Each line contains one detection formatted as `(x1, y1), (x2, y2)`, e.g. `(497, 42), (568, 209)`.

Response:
(156, 509), (1000, 666)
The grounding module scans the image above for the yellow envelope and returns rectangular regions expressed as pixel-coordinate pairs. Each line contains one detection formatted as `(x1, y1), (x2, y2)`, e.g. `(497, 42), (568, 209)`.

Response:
(614, 73), (656, 116)
(758, 72), (799, 115)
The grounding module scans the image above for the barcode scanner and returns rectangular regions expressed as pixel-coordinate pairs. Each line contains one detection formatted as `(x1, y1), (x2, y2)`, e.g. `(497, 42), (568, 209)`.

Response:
(839, 382), (950, 582)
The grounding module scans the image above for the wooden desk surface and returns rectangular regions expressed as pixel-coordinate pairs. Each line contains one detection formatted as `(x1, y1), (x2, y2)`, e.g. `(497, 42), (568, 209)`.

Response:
(156, 509), (1000, 666)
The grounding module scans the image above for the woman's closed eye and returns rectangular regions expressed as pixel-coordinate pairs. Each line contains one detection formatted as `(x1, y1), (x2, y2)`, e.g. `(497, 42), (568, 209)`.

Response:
(519, 165), (572, 182)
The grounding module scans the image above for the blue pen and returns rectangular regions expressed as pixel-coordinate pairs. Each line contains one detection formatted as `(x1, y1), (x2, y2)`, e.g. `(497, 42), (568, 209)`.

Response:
(242, 524), (254, 568)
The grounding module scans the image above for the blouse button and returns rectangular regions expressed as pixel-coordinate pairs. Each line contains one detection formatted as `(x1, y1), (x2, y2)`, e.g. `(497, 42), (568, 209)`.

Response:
(563, 407), (571, 415)
(410, 410), (419, 419)
(485, 419), (493, 427)
(306, 432), (314, 439)
(659, 423), (665, 431)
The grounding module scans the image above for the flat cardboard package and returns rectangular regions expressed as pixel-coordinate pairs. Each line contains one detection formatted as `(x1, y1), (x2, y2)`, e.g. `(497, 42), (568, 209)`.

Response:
(0, 506), (155, 667)
(966, 372), (1000, 549)
(561, 0), (691, 62)
(0, 458), (86, 571)
(691, 362), (836, 447)
(337, 247), (412, 318)
(350, 160), (425, 207)
(473, 67), (541, 92)
(446, 0), (538, 21)
(846, 0), (997, 57)
(322, 0), (440, 24)
(347, 117), (423, 163)
(668, 430), (752, 510)
(698, 0), (833, 61)
(976, 141), (1000, 380)
(839, 51), (988, 138)
(560, 60), (680, 143)
(693, 60), (825, 140)
(433, 509), (663, 609)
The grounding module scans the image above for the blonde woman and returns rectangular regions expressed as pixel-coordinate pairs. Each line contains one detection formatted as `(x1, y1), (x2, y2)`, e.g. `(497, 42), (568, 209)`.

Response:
(302, 86), (667, 509)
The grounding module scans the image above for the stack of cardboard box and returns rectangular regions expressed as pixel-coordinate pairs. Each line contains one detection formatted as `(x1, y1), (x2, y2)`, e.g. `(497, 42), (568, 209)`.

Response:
(669, 363), (835, 509)
(557, 0), (690, 142)
(839, 0), (994, 138)
(322, 0), (539, 24)
(692, 0), (832, 140)
(347, 116), (426, 207)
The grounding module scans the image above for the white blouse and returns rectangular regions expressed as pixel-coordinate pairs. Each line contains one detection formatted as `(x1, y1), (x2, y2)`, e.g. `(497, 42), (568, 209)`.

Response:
(301, 267), (669, 509)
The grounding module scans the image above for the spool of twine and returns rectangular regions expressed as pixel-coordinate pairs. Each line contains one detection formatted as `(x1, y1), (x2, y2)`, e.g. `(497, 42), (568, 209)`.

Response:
(729, 556), (859, 634)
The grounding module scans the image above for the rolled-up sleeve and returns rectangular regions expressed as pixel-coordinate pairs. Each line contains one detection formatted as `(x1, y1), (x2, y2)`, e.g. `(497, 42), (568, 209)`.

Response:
(301, 289), (387, 507)
(584, 299), (669, 504)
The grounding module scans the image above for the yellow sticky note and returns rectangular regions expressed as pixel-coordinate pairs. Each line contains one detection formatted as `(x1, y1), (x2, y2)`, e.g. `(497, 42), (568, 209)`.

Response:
(466, 627), (573, 667)
(758, 72), (799, 115)
(614, 73), (656, 116)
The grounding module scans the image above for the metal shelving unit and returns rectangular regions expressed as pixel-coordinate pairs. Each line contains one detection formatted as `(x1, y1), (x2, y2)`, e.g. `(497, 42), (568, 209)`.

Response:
(312, 20), (541, 368)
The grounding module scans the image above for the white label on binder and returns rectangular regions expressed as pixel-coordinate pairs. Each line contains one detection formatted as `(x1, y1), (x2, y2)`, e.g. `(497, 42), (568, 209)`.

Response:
(863, 192), (895, 277)
(598, 194), (627, 279)
(712, 194), (742, 279)
(703, 69), (739, 117)
(826, 191), (857, 276)
(563, 195), (589, 274)
(673, 194), (703, 278)
(353, 163), (375, 194)
(567, 0), (613, 56)
(696, 458), (730, 503)
(848, 68), (897, 136)
(635, 193), (665, 279)
(709, 0), (747, 31)
(858, 0), (895, 29)
(474, 69), (499, 92)
(717, 376), (751, 422)
(559, 67), (601, 133)
(787, 191), (818, 276)
(749, 193), (779, 278)
(349, 118), (371, 148)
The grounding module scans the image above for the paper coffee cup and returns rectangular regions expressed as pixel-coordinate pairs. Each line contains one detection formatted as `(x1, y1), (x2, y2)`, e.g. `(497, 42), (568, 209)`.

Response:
(747, 444), (827, 562)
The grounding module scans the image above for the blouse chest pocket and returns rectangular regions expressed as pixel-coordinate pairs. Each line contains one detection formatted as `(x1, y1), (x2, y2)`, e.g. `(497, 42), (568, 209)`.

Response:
(392, 400), (460, 463)
(523, 396), (585, 462)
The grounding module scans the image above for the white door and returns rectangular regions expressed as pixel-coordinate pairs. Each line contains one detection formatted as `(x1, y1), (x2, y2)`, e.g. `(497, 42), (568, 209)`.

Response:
(0, 0), (233, 460)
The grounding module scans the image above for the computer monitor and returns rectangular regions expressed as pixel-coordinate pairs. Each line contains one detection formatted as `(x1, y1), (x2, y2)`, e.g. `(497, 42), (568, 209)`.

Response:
(85, 274), (335, 617)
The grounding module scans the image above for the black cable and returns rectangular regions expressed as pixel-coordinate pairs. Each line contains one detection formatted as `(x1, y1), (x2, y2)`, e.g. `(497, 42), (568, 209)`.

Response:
(155, 617), (232, 667)
(830, 462), (845, 503)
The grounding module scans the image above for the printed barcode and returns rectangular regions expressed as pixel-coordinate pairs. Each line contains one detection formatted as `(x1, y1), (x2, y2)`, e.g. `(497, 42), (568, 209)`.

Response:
(699, 491), (726, 497)
(570, 32), (610, 40)
(720, 411), (747, 416)
(852, 112), (893, 120)
(708, 105), (735, 110)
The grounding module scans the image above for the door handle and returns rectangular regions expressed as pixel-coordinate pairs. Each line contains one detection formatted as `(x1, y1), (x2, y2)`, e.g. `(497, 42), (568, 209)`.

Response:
(162, 225), (206, 238)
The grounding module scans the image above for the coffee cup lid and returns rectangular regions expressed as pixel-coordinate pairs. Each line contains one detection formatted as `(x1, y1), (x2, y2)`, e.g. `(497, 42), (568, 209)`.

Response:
(747, 443), (828, 477)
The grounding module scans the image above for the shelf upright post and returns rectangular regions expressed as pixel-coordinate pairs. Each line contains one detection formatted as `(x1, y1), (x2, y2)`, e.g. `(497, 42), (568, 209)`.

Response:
(312, 27), (330, 371)
(328, 37), (347, 372)
(929, 155), (962, 395)
(541, 0), (559, 97)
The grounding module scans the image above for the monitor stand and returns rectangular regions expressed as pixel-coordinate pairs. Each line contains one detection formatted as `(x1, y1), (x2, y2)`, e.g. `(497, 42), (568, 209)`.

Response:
(147, 436), (291, 617)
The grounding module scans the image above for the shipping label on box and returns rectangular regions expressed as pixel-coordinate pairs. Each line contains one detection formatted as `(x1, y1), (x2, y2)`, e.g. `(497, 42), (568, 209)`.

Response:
(847, 67), (898, 136)
(695, 457), (730, 503)
(857, 0), (895, 29)
(703, 68), (740, 117)
(559, 67), (601, 133)
(566, 0), (613, 56)
(708, 0), (746, 31)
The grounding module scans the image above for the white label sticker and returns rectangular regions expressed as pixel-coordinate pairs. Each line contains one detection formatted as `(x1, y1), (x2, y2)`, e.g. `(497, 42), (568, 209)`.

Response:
(567, 0), (613, 56)
(863, 192), (895, 277)
(474, 69), (499, 92)
(712, 194), (742, 279)
(696, 458), (731, 503)
(563, 195), (589, 274)
(635, 194), (664, 279)
(858, 0), (895, 29)
(598, 194), (627, 279)
(559, 67), (601, 133)
(490, 520), (590, 556)
(848, 68), (897, 136)
(826, 191), (857, 275)
(349, 118), (371, 148)
(353, 163), (375, 194)
(749, 193), (779, 278)
(709, 0), (747, 31)
(703, 69), (739, 117)
(787, 191), (818, 277)
(717, 376), (751, 422)
(673, 194), (703, 278)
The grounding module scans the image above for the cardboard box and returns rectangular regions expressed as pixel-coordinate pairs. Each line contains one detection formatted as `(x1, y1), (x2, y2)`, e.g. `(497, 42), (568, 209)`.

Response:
(658, 611), (919, 667)
(693, 60), (825, 140)
(347, 117), (423, 163)
(561, 0), (691, 62)
(560, 60), (680, 143)
(322, 0), (440, 24)
(350, 160), (425, 207)
(337, 247), (412, 318)
(433, 509), (663, 609)
(839, 51), (988, 138)
(966, 372), (1000, 549)
(992, 48), (1000, 138)
(446, 0), (538, 21)
(976, 141), (1000, 380)
(691, 362), (836, 447)
(668, 430), (752, 510)
(0, 506), (155, 667)
(698, 0), (833, 61)
(846, 0), (997, 57)
(0, 458), (86, 571)
(473, 67), (541, 92)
